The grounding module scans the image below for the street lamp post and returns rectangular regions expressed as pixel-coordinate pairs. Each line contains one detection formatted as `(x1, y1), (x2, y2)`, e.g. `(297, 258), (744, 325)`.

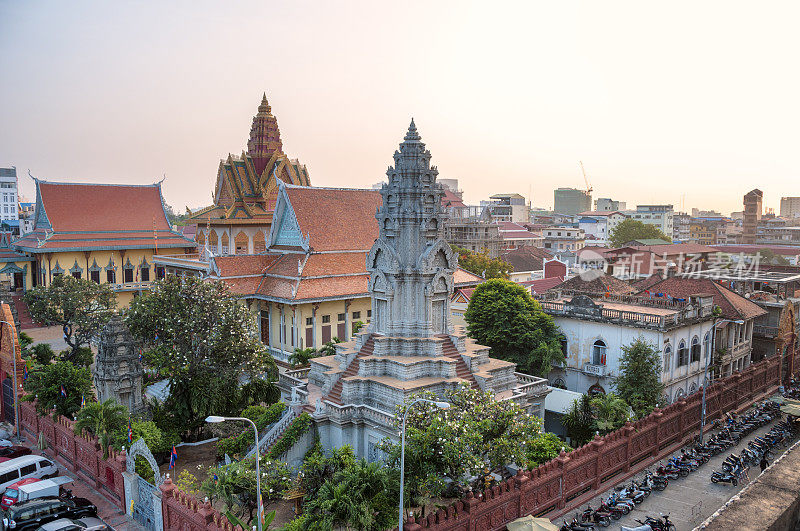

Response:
(0, 320), (21, 443)
(700, 315), (744, 444)
(207, 415), (263, 531)
(398, 398), (450, 530)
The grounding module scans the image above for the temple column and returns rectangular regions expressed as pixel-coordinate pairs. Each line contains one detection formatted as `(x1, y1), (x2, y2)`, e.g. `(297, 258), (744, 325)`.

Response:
(312, 304), (319, 350)
(344, 300), (351, 341)
(279, 305), (285, 355)
(266, 303), (273, 353)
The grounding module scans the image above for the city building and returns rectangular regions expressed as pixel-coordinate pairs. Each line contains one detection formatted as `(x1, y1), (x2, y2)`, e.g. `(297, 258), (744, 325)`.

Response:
(13, 180), (196, 305)
(188, 94), (311, 255)
(756, 225), (800, 247)
(497, 222), (543, 251)
(543, 226), (585, 252)
(673, 212), (691, 242)
(578, 211), (626, 246)
(711, 244), (800, 266)
(0, 233), (33, 291)
(554, 187), (592, 216)
(688, 220), (716, 245)
(538, 291), (716, 402)
(443, 215), (503, 257)
(0, 168), (18, 223)
(640, 276), (766, 378)
(743, 189), (763, 244)
(780, 197), (800, 219)
(483, 193), (529, 223)
(305, 122), (549, 459)
(594, 198), (626, 212)
(501, 246), (555, 282)
(627, 204), (674, 236)
(18, 202), (34, 235)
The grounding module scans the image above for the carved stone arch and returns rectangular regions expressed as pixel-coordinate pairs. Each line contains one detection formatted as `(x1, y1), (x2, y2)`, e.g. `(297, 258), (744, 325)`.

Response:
(425, 270), (454, 296)
(126, 437), (164, 486)
(368, 270), (394, 295)
(196, 230), (206, 246)
(366, 240), (400, 273)
(417, 238), (457, 271)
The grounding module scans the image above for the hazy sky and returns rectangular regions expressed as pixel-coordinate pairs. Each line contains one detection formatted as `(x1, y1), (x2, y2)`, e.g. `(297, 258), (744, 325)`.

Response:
(2, 1), (799, 215)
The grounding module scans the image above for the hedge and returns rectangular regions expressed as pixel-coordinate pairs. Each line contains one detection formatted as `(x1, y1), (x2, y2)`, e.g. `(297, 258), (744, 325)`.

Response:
(266, 413), (313, 459)
(216, 402), (287, 458)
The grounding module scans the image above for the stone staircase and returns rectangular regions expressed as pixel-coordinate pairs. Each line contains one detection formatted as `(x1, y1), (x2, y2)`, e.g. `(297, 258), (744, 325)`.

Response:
(11, 293), (38, 329)
(325, 337), (374, 405)
(246, 407), (297, 458)
(439, 335), (480, 390)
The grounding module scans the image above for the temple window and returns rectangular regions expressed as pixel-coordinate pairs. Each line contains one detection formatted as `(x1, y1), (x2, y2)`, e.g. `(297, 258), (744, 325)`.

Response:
(90, 270), (100, 283)
(141, 266), (150, 282)
(106, 269), (116, 283)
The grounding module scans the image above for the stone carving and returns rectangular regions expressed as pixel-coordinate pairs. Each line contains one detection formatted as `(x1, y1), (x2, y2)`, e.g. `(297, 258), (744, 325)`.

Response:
(126, 437), (164, 486)
(93, 316), (145, 413)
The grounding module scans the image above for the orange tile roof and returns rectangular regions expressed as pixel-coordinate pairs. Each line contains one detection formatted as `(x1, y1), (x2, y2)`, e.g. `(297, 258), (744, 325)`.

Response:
(453, 267), (484, 287)
(554, 273), (636, 295)
(284, 186), (382, 251)
(638, 276), (767, 321)
(213, 254), (281, 277)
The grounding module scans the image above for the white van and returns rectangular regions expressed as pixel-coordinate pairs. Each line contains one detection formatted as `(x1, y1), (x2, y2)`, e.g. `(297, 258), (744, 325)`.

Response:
(0, 455), (58, 491)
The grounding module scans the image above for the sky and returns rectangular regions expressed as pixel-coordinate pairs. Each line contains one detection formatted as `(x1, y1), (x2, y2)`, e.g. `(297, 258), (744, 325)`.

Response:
(1, 0), (799, 216)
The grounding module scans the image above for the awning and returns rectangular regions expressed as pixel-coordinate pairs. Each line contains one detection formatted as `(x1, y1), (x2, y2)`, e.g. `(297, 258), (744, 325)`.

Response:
(507, 516), (559, 531)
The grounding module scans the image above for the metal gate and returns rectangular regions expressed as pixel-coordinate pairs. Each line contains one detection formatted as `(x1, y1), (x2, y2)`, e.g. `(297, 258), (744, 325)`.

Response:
(2, 378), (14, 423)
(134, 476), (157, 531)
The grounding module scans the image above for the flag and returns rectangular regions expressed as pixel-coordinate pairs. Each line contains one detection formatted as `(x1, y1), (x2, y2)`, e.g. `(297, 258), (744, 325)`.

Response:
(81, 395), (86, 408)
(60, 385), (66, 398)
(138, 350), (143, 362)
(23, 364), (28, 381)
(154, 332), (159, 342)
(168, 445), (178, 469)
(128, 419), (133, 443)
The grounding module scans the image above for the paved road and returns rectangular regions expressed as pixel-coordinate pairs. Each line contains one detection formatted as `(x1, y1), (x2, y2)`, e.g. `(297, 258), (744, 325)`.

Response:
(571, 414), (792, 531)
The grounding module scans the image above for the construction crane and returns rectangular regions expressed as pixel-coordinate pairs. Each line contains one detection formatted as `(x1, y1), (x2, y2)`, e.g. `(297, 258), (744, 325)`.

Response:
(579, 161), (593, 194)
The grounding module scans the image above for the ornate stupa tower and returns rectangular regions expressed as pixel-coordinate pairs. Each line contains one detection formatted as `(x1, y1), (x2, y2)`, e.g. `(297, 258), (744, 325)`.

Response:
(308, 121), (549, 459)
(247, 93), (284, 176)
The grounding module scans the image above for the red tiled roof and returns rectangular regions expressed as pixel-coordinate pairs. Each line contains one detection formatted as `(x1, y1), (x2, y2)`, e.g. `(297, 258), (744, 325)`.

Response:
(441, 189), (465, 208)
(302, 253), (367, 277)
(294, 275), (370, 300)
(553, 273), (636, 295)
(37, 182), (172, 232)
(213, 254), (281, 277)
(501, 246), (553, 272)
(453, 287), (476, 302)
(285, 186), (381, 251)
(638, 276), (767, 321)
(500, 231), (540, 240)
(631, 243), (717, 255)
(520, 276), (564, 294)
(712, 245), (800, 256)
(453, 267), (484, 286)
(632, 273), (664, 291)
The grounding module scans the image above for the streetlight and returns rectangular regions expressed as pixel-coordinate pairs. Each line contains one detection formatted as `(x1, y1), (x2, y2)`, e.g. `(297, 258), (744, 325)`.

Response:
(206, 415), (263, 531)
(0, 320), (21, 443)
(399, 398), (450, 529)
(700, 314), (744, 443)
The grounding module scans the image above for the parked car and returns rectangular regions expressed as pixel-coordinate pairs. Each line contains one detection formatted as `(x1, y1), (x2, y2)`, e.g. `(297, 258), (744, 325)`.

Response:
(1, 478), (41, 510)
(0, 447), (32, 463)
(2, 496), (97, 530)
(34, 516), (109, 530)
(0, 440), (14, 448)
(0, 456), (59, 492)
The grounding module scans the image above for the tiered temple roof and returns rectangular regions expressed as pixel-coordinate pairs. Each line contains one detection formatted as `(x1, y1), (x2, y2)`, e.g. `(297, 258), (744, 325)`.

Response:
(14, 181), (194, 253)
(188, 94), (311, 227)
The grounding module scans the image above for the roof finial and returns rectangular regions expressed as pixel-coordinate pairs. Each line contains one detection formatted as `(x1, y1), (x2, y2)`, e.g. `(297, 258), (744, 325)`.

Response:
(258, 92), (272, 114)
(404, 118), (421, 141)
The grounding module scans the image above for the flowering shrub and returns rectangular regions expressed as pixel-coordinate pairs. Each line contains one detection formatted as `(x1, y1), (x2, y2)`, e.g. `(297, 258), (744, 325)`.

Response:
(266, 413), (312, 459)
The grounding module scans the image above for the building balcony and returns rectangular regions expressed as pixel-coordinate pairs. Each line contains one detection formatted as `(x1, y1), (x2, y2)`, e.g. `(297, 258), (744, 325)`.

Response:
(109, 281), (153, 292)
(753, 324), (779, 339)
(582, 363), (607, 377)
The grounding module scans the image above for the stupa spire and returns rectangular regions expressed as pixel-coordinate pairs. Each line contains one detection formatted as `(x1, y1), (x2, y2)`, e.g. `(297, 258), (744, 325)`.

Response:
(247, 92), (283, 176)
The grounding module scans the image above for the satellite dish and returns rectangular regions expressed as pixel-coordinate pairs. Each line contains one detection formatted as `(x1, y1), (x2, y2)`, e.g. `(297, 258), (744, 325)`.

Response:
(745, 293), (751, 298)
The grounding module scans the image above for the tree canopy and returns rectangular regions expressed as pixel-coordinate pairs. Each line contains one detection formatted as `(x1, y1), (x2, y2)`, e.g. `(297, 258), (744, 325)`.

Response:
(74, 398), (128, 458)
(614, 337), (664, 418)
(452, 245), (511, 279)
(562, 394), (596, 446)
(608, 219), (672, 247)
(23, 275), (116, 358)
(465, 278), (564, 376)
(23, 360), (94, 419)
(126, 276), (278, 437)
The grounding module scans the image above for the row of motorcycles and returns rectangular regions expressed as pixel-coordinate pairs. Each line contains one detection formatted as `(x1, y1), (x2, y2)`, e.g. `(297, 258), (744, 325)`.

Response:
(558, 398), (794, 530)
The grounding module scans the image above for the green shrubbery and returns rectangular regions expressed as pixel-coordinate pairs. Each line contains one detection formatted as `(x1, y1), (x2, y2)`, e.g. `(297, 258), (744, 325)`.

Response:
(216, 402), (287, 458)
(266, 413), (312, 459)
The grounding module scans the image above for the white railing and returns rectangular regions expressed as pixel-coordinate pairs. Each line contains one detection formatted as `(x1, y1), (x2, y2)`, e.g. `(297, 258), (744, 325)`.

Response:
(583, 363), (607, 377)
(246, 407), (297, 458)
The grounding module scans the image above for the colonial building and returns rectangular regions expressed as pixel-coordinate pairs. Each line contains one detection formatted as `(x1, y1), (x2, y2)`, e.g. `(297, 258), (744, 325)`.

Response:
(188, 94), (312, 255)
(306, 122), (549, 459)
(13, 180), (195, 306)
(537, 291), (716, 404)
(0, 233), (33, 291)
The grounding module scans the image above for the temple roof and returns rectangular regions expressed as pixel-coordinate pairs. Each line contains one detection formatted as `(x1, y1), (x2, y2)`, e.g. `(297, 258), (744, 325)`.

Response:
(14, 180), (195, 253)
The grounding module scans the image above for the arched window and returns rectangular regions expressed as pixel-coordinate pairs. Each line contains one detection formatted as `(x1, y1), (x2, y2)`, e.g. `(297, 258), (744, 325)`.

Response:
(663, 345), (672, 373)
(703, 332), (711, 360)
(674, 388), (687, 401)
(662, 392), (671, 406)
(689, 382), (698, 394)
(677, 340), (688, 367)
(691, 336), (701, 363)
(592, 340), (607, 366)
(588, 384), (606, 396)
(552, 378), (567, 390)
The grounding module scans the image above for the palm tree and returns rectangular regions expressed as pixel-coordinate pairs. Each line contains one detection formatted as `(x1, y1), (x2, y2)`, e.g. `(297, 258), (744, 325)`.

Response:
(289, 347), (317, 368)
(590, 393), (630, 434)
(318, 338), (342, 357)
(73, 398), (128, 458)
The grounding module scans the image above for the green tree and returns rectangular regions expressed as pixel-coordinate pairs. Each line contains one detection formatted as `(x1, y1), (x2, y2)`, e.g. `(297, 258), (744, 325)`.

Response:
(22, 360), (94, 419)
(289, 347), (317, 368)
(59, 346), (93, 368)
(299, 442), (357, 500)
(302, 459), (399, 531)
(757, 248), (790, 266)
(562, 394), (596, 446)
(126, 276), (279, 437)
(608, 219), (672, 247)
(23, 275), (116, 360)
(30, 343), (55, 365)
(524, 432), (571, 466)
(380, 383), (548, 506)
(590, 393), (630, 433)
(18, 332), (33, 359)
(318, 337), (342, 357)
(452, 245), (511, 279)
(614, 338), (664, 418)
(465, 279), (565, 376)
(74, 398), (128, 458)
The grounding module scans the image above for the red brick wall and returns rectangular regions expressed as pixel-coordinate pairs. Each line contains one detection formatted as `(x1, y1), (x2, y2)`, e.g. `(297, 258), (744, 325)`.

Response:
(404, 354), (782, 531)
